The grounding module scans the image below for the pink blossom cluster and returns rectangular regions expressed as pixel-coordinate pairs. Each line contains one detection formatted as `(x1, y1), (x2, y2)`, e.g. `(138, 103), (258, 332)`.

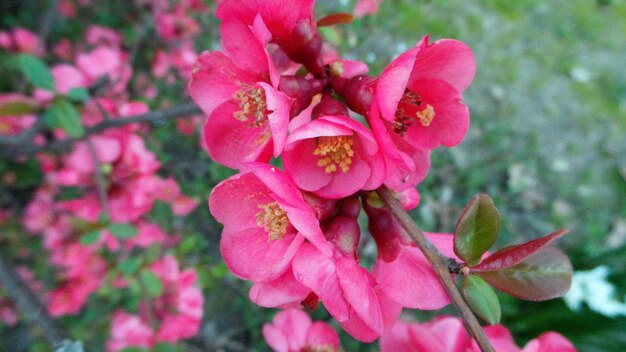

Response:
(189, 0), (476, 343)
(380, 316), (576, 352)
(106, 255), (204, 352)
(0, 14), (204, 348)
(263, 308), (340, 352)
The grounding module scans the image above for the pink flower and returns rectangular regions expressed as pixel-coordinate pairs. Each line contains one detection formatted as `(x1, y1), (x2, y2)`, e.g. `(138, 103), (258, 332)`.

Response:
(249, 267), (311, 308)
(283, 115), (385, 199)
(106, 311), (154, 352)
(263, 308), (340, 352)
(216, 0), (324, 76)
(368, 102), (431, 191)
(292, 241), (402, 342)
(380, 316), (577, 352)
(209, 163), (331, 282)
(189, 17), (291, 169)
(354, 0), (384, 17)
(375, 36), (475, 150)
(373, 233), (456, 310)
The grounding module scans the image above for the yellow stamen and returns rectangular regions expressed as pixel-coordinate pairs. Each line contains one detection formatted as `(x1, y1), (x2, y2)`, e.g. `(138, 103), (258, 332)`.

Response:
(256, 201), (289, 242)
(416, 104), (435, 126)
(233, 84), (268, 127)
(313, 136), (355, 173)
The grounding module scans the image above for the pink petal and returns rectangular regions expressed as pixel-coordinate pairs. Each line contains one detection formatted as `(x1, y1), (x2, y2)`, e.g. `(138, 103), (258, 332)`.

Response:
(263, 324), (289, 352)
(249, 269), (311, 308)
(410, 39), (476, 92)
(306, 322), (340, 350)
(220, 227), (304, 282)
(273, 309), (311, 350)
(292, 244), (349, 322)
(220, 17), (270, 80)
(376, 47), (419, 123)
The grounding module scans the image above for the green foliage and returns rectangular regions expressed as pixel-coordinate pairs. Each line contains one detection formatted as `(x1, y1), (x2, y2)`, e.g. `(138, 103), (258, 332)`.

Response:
(462, 275), (501, 325)
(454, 194), (500, 265)
(46, 98), (84, 138)
(18, 54), (55, 91)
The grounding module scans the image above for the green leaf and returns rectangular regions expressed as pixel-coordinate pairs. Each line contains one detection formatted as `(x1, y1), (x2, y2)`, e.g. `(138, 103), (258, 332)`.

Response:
(108, 223), (138, 239)
(140, 270), (163, 298)
(98, 212), (110, 225)
(66, 87), (90, 103)
(80, 230), (102, 245)
(454, 194), (500, 265)
(119, 258), (142, 276)
(476, 246), (573, 301)
(18, 54), (55, 91)
(48, 98), (84, 138)
(462, 275), (501, 325)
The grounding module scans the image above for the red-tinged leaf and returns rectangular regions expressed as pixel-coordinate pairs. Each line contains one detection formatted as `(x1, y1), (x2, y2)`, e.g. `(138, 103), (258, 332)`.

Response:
(462, 275), (501, 325)
(454, 194), (500, 265)
(317, 13), (354, 27)
(471, 229), (568, 272)
(476, 246), (572, 301)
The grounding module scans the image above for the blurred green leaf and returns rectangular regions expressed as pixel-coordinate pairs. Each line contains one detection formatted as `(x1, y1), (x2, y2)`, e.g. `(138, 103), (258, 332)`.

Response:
(462, 274), (501, 324)
(67, 87), (90, 103)
(47, 98), (84, 138)
(140, 270), (163, 298)
(108, 223), (138, 239)
(0, 100), (38, 116)
(454, 194), (500, 265)
(80, 230), (102, 245)
(119, 258), (142, 276)
(18, 54), (55, 91)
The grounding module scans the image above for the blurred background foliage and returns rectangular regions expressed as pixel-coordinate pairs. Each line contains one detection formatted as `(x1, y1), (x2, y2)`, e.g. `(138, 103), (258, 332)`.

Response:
(1, 0), (625, 351)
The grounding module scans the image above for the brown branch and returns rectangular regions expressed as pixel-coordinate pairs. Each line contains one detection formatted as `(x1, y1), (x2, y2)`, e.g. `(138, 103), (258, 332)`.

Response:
(86, 139), (109, 213)
(1, 102), (201, 158)
(377, 186), (495, 352)
(0, 254), (67, 347)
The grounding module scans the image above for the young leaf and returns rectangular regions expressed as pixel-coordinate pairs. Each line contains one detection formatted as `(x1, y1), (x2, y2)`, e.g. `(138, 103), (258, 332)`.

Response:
(462, 274), (501, 325)
(48, 98), (84, 138)
(317, 13), (354, 27)
(476, 246), (572, 301)
(470, 229), (568, 272)
(454, 194), (500, 265)
(18, 54), (55, 91)
(140, 270), (163, 298)
(108, 223), (138, 239)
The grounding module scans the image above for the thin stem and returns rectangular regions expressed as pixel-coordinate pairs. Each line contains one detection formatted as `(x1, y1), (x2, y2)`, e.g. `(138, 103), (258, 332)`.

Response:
(377, 186), (495, 352)
(0, 254), (67, 347)
(86, 139), (109, 214)
(0, 102), (201, 158)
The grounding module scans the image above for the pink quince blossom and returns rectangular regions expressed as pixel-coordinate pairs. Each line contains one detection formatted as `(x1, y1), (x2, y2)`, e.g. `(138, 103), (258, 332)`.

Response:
(375, 35), (475, 150)
(380, 316), (577, 352)
(209, 163), (332, 282)
(106, 311), (154, 352)
(283, 115), (385, 199)
(354, 0), (384, 17)
(263, 308), (340, 352)
(189, 17), (291, 169)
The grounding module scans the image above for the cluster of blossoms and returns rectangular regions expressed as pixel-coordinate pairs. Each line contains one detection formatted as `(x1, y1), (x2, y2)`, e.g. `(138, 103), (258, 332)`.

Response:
(190, 0), (577, 348)
(190, 0), (475, 343)
(380, 316), (576, 352)
(0, 2), (208, 349)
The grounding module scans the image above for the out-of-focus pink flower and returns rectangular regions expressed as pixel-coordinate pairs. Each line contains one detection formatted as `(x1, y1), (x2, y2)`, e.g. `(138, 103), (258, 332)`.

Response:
(106, 311), (154, 352)
(172, 195), (199, 216)
(263, 308), (340, 352)
(76, 46), (131, 94)
(354, 0), (384, 17)
(155, 10), (200, 41)
(35, 64), (87, 102)
(0, 28), (41, 54)
(283, 115), (385, 199)
(189, 17), (291, 169)
(86, 25), (122, 48)
(380, 316), (577, 352)
(375, 36), (475, 150)
(209, 163), (331, 282)
(53, 39), (74, 61)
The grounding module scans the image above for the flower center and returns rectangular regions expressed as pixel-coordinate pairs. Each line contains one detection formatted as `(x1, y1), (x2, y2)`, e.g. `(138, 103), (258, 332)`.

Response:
(394, 88), (435, 134)
(313, 136), (355, 173)
(256, 201), (289, 242)
(233, 84), (268, 127)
